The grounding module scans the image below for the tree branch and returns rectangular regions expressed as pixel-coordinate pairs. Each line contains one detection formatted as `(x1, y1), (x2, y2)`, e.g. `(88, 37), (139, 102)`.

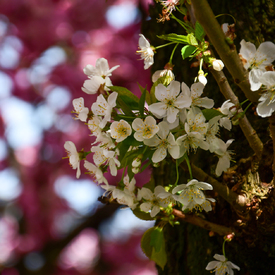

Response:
(172, 209), (233, 236)
(180, 162), (247, 213)
(211, 69), (263, 159)
(190, 0), (259, 103)
(269, 114), (275, 183)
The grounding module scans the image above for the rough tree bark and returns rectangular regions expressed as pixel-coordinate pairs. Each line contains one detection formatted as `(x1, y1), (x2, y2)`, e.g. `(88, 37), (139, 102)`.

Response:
(141, 0), (275, 274)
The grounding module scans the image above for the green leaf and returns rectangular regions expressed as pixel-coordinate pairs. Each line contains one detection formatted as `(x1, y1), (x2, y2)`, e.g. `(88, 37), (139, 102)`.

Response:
(202, 109), (222, 120)
(150, 227), (163, 252)
(116, 142), (131, 163)
(187, 33), (198, 46)
(138, 83), (151, 105)
(195, 21), (205, 41)
(181, 45), (197, 60)
(133, 208), (154, 221)
(139, 87), (147, 116)
(109, 86), (139, 110)
(157, 33), (188, 44)
(141, 227), (167, 270)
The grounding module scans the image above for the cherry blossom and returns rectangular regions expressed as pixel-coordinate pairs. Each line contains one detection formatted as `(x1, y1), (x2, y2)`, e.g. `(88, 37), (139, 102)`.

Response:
(110, 119), (132, 142)
(149, 81), (192, 123)
(137, 186), (172, 217)
(218, 100), (236, 130)
(84, 160), (108, 185)
(181, 82), (214, 109)
(144, 121), (180, 163)
(239, 39), (275, 91)
(172, 179), (213, 211)
(132, 116), (159, 142)
(206, 254), (240, 275)
(214, 139), (234, 177)
(91, 146), (120, 176)
(91, 92), (118, 128)
(256, 71), (275, 117)
(137, 34), (154, 70)
(64, 141), (81, 178)
(82, 58), (119, 94)
(72, 97), (89, 122)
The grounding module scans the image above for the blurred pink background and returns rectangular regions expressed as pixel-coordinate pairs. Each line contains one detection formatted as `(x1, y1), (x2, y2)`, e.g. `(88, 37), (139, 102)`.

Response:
(0, 0), (157, 274)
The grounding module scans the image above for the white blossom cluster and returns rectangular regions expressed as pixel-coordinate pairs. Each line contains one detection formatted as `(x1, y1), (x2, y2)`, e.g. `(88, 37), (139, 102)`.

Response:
(64, 52), (236, 218)
(62, 17), (245, 272)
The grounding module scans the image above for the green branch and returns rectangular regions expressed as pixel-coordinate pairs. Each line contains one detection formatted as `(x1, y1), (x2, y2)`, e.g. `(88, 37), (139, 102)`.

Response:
(190, 0), (259, 103)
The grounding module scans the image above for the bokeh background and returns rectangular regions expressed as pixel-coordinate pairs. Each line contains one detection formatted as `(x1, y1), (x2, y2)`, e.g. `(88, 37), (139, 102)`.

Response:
(0, 0), (158, 274)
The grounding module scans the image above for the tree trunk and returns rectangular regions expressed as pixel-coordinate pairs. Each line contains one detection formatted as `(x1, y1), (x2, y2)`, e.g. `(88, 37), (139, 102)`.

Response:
(141, 0), (275, 274)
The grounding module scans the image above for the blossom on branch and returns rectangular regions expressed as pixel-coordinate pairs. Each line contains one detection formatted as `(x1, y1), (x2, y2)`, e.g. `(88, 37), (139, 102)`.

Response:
(132, 116), (159, 142)
(91, 92), (118, 128)
(206, 254), (240, 275)
(239, 40), (275, 91)
(214, 139), (234, 177)
(64, 141), (81, 178)
(110, 119), (132, 142)
(82, 58), (119, 94)
(72, 97), (89, 122)
(172, 179), (213, 211)
(149, 80), (191, 124)
(137, 34), (154, 70)
(256, 71), (275, 117)
(144, 121), (180, 163)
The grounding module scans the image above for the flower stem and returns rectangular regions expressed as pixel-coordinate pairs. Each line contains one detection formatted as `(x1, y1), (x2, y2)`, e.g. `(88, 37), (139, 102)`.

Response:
(169, 43), (179, 63)
(155, 42), (176, 50)
(222, 239), (227, 259)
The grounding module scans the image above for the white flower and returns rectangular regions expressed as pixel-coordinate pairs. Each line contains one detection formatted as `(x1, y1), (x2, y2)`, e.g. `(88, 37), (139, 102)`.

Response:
(84, 160), (108, 185)
(205, 116), (223, 153)
(132, 116), (159, 142)
(144, 121), (180, 163)
(149, 81), (192, 123)
(181, 82), (214, 109)
(176, 111), (210, 157)
(239, 40), (275, 91)
(91, 146), (120, 176)
(172, 179), (213, 211)
(138, 186), (172, 217)
(218, 100), (236, 130)
(82, 58), (119, 94)
(137, 34), (154, 70)
(256, 71), (275, 117)
(110, 119), (132, 142)
(72, 97), (89, 122)
(206, 254), (240, 275)
(212, 59), (224, 71)
(87, 116), (103, 137)
(186, 109), (208, 136)
(64, 141), (81, 178)
(91, 92), (118, 128)
(215, 139), (234, 177)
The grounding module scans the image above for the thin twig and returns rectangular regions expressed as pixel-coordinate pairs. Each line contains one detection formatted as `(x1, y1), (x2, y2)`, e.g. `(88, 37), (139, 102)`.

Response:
(172, 209), (234, 236)
(190, 0), (259, 103)
(211, 69), (263, 159)
(269, 114), (275, 183)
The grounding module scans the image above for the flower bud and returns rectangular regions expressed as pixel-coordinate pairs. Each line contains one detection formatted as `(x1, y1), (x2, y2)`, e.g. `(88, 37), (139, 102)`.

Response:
(132, 158), (141, 168)
(212, 59), (224, 71)
(198, 75), (207, 86)
(132, 167), (140, 174)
